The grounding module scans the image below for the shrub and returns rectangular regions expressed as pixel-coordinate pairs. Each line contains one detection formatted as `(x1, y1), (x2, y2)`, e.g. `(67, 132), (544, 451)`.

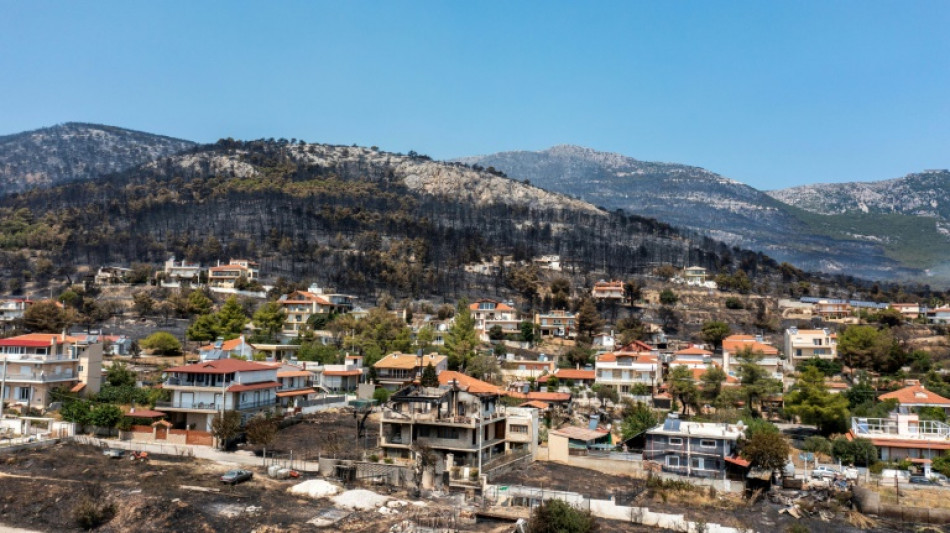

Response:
(384, 457), (394, 464)
(368, 454), (379, 462)
(832, 437), (878, 466)
(72, 488), (115, 529)
(725, 297), (743, 310)
(527, 498), (598, 533)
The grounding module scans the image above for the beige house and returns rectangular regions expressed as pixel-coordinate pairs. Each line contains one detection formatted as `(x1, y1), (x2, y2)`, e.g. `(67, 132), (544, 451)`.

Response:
(208, 259), (260, 288)
(373, 353), (448, 390)
(0, 333), (103, 410)
(783, 327), (837, 369)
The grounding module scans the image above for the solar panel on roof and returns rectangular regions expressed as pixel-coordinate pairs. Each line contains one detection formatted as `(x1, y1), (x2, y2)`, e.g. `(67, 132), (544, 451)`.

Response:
(662, 418), (680, 431)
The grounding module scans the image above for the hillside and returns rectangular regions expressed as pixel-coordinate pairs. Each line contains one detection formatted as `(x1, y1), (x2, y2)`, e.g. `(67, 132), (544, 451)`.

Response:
(0, 122), (196, 195)
(768, 170), (950, 219)
(0, 139), (783, 300)
(457, 145), (928, 282)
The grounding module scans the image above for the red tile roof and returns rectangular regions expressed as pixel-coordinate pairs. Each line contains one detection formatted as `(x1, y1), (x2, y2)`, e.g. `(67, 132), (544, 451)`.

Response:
(227, 380), (280, 392)
(277, 370), (312, 378)
(554, 369), (596, 381)
(166, 359), (273, 374)
(199, 338), (248, 352)
(438, 371), (501, 394)
(878, 384), (950, 406)
(323, 369), (362, 377)
(674, 346), (713, 356)
(506, 391), (572, 402)
(124, 409), (166, 418)
(722, 335), (778, 355)
(519, 401), (550, 409)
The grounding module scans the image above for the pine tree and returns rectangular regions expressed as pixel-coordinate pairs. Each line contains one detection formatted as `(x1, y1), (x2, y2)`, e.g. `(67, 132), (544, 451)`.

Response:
(421, 362), (439, 387)
(445, 299), (479, 370)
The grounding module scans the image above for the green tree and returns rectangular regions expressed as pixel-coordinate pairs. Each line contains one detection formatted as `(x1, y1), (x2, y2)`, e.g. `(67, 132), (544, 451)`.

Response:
(668, 365), (698, 415)
(420, 362), (439, 387)
(468, 354), (500, 381)
(252, 301), (286, 342)
(88, 404), (123, 428)
(735, 348), (782, 414)
(296, 342), (339, 364)
(797, 357), (843, 377)
(527, 498), (599, 533)
(620, 402), (658, 440)
(105, 362), (137, 387)
(741, 431), (789, 471)
(22, 300), (70, 332)
(700, 320), (730, 352)
(60, 399), (92, 425)
(700, 364), (727, 403)
(838, 325), (894, 373)
(800, 436), (833, 457)
(210, 410), (242, 448)
(373, 387), (391, 403)
(216, 296), (249, 338)
(565, 343), (594, 368)
(784, 367), (850, 435)
(519, 321), (536, 345)
(132, 291), (154, 317)
(832, 437), (878, 466)
(444, 299), (479, 371)
(488, 325), (505, 340)
(592, 384), (619, 408)
(139, 331), (182, 355)
(186, 313), (219, 342)
(575, 299), (604, 338)
(659, 289), (678, 305)
(546, 376), (560, 392)
(187, 290), (214, 316)
(550, 278), (572, 309)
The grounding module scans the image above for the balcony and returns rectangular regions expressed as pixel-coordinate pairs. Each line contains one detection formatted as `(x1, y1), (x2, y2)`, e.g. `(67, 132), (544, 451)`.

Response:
(8, 371), (76, 383)
(155, 398), (277, 412)
(0, 353), (79, 363)
(163, 377), (232, 388)
(382, 408), (505, 426)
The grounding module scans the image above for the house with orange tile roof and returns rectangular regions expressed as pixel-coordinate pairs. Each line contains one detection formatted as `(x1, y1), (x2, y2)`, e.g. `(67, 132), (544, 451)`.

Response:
(278, 284), (356, 337)
(157, 358), (279, 431)
(0, 333), (103, 411)
(538, 368), (596, 388)
(198, 335), (256, 361)
(784, 327), (837, 369)
(879, 384), (950, 414)
(591, 280), (625, 302)
(438, 371), (502, 394)
(852, 411), (950, 462)
(721, 334), (782, 378)
(208, 259), (260, 288)
(469, 299), (520, 340)
(501, 358), (557, 380)
(595, 348), (661, 398)
(0, 298), (32, 326)
(373, 352), (448, 390)
(534, 310), (577, 339)
(271, 363), (319, 409)
(889, 303), (921, 319)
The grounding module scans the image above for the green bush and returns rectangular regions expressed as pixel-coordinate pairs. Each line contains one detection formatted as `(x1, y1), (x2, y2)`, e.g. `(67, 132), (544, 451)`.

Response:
(831, 437), (878, 466)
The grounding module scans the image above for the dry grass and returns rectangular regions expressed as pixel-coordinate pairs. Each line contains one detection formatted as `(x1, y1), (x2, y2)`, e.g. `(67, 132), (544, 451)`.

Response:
(874, 486), (950, 509)
(847, 510), (876, 529)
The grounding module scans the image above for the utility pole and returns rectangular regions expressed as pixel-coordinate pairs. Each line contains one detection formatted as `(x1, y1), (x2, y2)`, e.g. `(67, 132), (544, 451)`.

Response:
(0, 356), (7, 419)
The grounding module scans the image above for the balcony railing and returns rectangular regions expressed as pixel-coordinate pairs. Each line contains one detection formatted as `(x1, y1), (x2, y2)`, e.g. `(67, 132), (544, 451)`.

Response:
(852, 417), (950, 440)
(382, 407), (506, 425)
(163, 377), (232, 388)
(8, 371), (76, 382)
(0, 353), (79, 363)
(155, 398), (277, 411)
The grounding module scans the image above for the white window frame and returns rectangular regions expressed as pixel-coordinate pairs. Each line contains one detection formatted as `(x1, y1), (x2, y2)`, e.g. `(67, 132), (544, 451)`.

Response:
(668, 437), (683, 446)
(691, 457), (705, 470)
(666, 455), (680, 467)
(700, 439), (717, 448)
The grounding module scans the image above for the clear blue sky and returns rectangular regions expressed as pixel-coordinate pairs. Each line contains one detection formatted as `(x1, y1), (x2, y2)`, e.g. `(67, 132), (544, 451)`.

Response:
(2, 1), (948, 190)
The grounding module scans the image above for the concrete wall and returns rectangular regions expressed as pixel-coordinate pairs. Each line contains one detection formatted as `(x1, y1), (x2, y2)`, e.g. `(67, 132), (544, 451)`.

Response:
(853, 485), (950, 524)
(548, 433), (569, 463)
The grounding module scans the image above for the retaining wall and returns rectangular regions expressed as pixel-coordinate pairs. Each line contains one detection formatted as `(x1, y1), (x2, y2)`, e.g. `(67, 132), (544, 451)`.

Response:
(853, 485), (950, 524)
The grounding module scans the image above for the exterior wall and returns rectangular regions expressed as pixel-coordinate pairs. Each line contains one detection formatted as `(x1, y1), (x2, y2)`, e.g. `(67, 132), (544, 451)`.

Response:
(645, 434), (733, 477)
(78, 343), (103, 395)
(548, 432), (570, 463)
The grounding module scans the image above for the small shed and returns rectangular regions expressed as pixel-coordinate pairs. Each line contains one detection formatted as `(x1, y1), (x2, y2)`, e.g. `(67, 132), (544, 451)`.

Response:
(548, 426), (612, 462)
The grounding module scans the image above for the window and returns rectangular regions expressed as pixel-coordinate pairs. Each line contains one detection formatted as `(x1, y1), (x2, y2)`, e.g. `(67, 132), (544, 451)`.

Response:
(18, 387), (29, 401)
(666, 456), (680, 467)
(436, 427), (459, 439)
(691, 458), (705, 470)
(795, 349), (802, 357)
(510, 425), (529, 434)
(78, 365), (84, 372)
(813, 339), (823, 346)
(700, 439), (717, 448)
(668, 437), (683, 446)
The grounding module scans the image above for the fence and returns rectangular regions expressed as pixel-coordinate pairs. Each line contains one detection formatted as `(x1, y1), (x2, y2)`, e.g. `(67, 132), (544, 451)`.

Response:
(73, 435), (197, 458)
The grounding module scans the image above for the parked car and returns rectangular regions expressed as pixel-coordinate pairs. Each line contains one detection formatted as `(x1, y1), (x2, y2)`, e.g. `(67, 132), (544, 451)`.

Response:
(910, 476), (938, 485)
(220, 469), (253, 485)
(811, 466), (838, 479)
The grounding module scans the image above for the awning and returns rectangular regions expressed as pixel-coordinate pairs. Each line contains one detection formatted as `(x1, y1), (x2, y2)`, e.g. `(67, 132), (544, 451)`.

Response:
(123, 409), (166, 418)
(70, 383), (86, 393)
(276, 388), (317, 398)
(227, 381), (280, 392)
(725, 456), (751, 468)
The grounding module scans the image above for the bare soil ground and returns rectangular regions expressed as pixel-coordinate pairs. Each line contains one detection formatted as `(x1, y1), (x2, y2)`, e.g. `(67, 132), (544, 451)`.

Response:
(245, 410), (380, 460)
(0, 443), (448, 532)
(493, 461), (914, 533)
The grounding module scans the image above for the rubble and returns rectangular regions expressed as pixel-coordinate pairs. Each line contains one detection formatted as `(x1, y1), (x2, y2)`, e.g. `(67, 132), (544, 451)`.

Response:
(332, 489), (392, 510)
(288, 479), (341, 499)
